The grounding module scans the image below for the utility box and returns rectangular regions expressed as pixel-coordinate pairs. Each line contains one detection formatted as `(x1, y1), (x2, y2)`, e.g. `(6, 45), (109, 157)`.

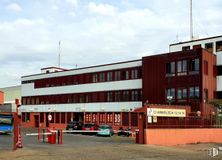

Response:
(0, 91), (4, 104)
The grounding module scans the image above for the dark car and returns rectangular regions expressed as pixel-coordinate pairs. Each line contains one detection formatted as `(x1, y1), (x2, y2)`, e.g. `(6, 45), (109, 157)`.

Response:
(82, 123), (98, 135)
(66, 121), (83, 131)
(117, 127), (132, 137)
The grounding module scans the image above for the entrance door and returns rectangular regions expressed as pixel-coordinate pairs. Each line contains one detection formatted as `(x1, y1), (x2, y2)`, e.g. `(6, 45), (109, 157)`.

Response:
(34, 115), (39, 128)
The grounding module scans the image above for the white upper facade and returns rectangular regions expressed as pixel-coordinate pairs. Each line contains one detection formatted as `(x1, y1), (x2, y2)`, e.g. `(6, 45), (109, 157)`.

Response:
(170, 35), (222, 65)
(21, 60), (143, 112)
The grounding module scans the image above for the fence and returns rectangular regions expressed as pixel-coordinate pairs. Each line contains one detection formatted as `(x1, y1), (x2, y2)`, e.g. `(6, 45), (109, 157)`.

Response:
(147, 116), (222, 128)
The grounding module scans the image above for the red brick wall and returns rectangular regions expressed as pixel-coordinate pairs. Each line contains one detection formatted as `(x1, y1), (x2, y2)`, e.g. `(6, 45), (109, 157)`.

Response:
(144, 128), (222, 146)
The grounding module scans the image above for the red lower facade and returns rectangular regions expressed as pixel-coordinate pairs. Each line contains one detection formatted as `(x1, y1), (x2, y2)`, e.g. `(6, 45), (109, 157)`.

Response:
(21, 111), (140, 131)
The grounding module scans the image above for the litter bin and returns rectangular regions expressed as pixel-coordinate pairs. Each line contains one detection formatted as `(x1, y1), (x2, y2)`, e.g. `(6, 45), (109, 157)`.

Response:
(50, 132), (56, 144)
(47, 129), (51, 143)
(135, 129), (139, 144)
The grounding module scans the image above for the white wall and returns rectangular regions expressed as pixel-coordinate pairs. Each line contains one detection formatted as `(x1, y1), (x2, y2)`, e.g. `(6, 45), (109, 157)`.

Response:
(22, 79), (142, 96)
(169, 36), (222, 55)
(20, 102), (142, 112)
(217, 76), (222, 91)
(22, 60), (142, 81)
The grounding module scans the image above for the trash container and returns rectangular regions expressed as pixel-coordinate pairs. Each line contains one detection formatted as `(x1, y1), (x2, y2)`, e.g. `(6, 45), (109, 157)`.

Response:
(50, 132), (56, 144)
(47, 129), (51, 143)
(135, 129), (139, 144)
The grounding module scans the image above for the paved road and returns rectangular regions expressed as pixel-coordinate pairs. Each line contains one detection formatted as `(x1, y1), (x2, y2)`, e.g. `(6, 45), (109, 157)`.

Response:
(0, 133), (13, 150)
(1, 128), (222, 160)
(0, 128), (134, 150)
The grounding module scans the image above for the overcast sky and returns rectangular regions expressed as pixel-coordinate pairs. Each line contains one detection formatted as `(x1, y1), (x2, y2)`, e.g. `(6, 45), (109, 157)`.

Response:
(0, 0), (221, 88)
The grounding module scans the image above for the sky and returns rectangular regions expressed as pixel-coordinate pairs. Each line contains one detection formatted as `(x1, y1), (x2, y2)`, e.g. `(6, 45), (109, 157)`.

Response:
(0, 0), (221, 88)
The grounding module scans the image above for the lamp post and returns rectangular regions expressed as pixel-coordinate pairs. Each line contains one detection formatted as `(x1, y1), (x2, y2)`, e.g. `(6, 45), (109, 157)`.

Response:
(167, 96), (173, 106)
(211, 111), (215, 127)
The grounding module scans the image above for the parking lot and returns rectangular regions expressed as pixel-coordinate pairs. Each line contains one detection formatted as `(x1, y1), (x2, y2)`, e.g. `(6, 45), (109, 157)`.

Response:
(0, 128), (222, 160)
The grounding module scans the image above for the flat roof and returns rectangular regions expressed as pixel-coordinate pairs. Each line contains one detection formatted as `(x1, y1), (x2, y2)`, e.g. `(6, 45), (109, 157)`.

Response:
(170, 35), (222, 46)
(22, 59), (141, 79)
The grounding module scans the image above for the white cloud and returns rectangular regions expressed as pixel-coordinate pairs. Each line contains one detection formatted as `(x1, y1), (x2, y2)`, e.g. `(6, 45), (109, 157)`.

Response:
(6, 3), (22, 12)
(88, 2), (117, 16)
(0, 0), (222, 87)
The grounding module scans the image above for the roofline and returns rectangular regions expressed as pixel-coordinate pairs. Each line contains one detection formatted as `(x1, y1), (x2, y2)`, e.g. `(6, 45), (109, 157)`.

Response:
(0, 85), (21, 90)
(41, 66), (68, 71)
(170, 35), (222, 46)
(142, 48), (215, 59)
(22, 59), (142, 79)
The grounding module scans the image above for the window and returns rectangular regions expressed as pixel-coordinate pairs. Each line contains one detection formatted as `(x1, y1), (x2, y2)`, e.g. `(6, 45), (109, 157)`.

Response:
(114, 71), (121, 81)
(79, 95), (84, 103)
(40, 113), (44, 123)
(166, 62), (175, 76)
(204, 61), (208, 75)
(26, 113), (30, 122)
(92, 113), (97, 123)
(123, 91), (129, 101)
(177, 60), (187, 75)
(61, 113), (65, 124)
(189, 59), (199, 74)
(106, 113), (113, 123)
(166, 88), (175, 100)
(115, 91), (121, 102)
(204, 89), (208, 102)
(216, 41), (222, 52)
(189, 86), (199, 99)
(177, 88), (187, 100)
(107, 72), (112, 81)
(92, 74), (98, 83)
(131, 90), (139, 101)
(85, 94), (91, 103)
(114, 113), (121, 126)
(107, 92), (113, 102)
(205, 42), (213, 53)
(99, 73), (105, 82)
(131, 69), (138, 79)
(182, 46), (190, 51)
(56, 112), (60, 123)
(122, 71), (129, 80)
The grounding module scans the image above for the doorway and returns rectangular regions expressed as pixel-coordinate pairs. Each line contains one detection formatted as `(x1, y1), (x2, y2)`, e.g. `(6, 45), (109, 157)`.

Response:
(34, 115), (39, 127)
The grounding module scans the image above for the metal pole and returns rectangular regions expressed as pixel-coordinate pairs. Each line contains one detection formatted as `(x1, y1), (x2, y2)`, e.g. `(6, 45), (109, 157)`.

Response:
(190, 0), (193, 40)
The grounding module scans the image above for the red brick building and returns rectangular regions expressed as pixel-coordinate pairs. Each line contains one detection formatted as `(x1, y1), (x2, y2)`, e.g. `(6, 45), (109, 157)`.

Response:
(21, 48), (216, 129)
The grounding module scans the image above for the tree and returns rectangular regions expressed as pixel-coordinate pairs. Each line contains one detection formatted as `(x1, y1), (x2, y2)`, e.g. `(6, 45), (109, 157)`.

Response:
(209, 99), (222, 127)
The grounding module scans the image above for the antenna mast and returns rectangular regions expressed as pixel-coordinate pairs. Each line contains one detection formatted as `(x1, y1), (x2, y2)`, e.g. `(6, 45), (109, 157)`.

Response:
(58, 41), (61, 67)
(190, 0), (193, 40)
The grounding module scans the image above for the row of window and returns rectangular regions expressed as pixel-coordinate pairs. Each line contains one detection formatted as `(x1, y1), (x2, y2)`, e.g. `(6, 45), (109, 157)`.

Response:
(22, 89), (142, 105)
(22, 112), (139, 127)
(166, 86), (200, 101)
(166, 59), (200, 77)
(22, 67), (142, 88)
(182, 40), (222, 52)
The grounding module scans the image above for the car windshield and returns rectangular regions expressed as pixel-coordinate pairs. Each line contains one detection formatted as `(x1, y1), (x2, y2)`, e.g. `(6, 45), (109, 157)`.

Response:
(99, 125), (110, 129)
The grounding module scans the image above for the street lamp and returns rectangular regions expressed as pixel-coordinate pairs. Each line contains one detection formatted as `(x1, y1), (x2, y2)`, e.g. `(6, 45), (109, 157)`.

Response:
(196, 111), (201, 117)
(167, 96), (173, 105)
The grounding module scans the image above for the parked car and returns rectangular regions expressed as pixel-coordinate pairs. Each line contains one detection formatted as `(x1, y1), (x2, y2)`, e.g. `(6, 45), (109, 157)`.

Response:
(66, 121), (83, 131)
(117, 127), (132, 137)
(97, 125), (114, 137)
(82, 123), (98, 135)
